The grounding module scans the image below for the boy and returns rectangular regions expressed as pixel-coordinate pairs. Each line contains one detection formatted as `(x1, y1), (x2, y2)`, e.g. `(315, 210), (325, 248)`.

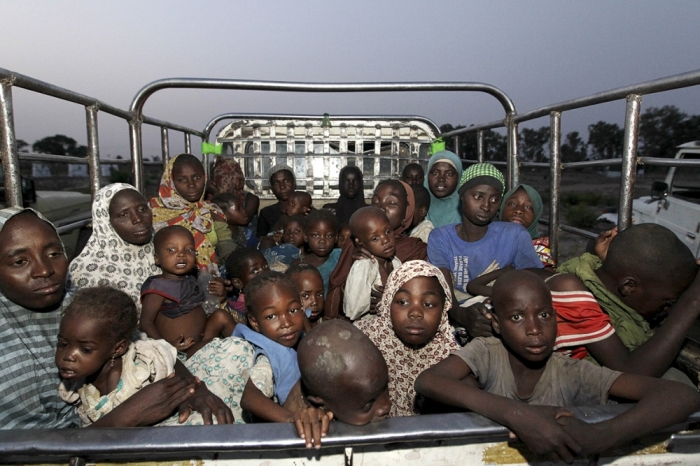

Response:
(257, 165), (296, 237)
(401, 162), (424, 186)
(415, 270), (700, 462)
(298, 320), (391, 425)
(344, 206), (402, 321)
(552, 223), (700, 379)
(211, 192), (250, 263)
(283, 191), (313, 217)
(408, 184), (433, 243)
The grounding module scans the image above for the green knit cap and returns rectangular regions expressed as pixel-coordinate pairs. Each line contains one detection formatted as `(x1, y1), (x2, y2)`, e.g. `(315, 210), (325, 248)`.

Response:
(457, 163), (505, 196)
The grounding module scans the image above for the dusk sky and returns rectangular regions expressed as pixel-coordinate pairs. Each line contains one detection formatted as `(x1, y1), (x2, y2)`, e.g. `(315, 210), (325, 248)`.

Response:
(3, 1), (700, 158)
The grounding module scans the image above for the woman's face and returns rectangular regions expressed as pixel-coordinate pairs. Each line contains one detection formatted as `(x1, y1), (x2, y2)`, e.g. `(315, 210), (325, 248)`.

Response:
(109, 190), (153, 245)
(172, 161), (206, 203)
(0, 213), (67, 310)
(427, 161), (459, 199)
(371, 184), (407, 231)
(501, 188), (535, 229)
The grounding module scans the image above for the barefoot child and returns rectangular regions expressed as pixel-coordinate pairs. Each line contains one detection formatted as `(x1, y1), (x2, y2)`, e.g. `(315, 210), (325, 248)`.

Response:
(150, 153), (225, 271)
(298, 320), (392, 425)
(415, 270), (700, 461)
(355, 260), (459, 416)
(286, 263), (325, 327)
(291, 209), (341, 294)
(344, 206), (401, 321)
(140, 226), (235, 357)
(210, 192), (250, 263)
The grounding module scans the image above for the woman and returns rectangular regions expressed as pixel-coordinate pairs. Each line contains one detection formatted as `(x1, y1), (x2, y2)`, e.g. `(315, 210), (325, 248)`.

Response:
(68, 183), (160, 313)
(424, 150), (463, 228)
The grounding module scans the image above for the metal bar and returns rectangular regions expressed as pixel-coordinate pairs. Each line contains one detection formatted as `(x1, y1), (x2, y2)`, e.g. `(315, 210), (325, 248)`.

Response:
(129, 118), (144, 193)
(55, 217), (92, 235)
(539, 218), (599, 240)
(185, 133), (192, 153)
(453, 135), (460, 157)
(549, 111), (562, 264)
(160, 127), (170, 167)
(477, 130), (484, 162)
(562, 159), (623, 169)
(639, 156), (700, 167)
(84, 105), (101, 197)
(443, 119), (504, 138)
(618, 94), (642, 231)
(0, 78), (22, 207)
(506, 116), (519, 189)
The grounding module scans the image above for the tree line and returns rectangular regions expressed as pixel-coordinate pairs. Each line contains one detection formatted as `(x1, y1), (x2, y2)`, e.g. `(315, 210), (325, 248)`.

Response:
(441, 105), (700, 166)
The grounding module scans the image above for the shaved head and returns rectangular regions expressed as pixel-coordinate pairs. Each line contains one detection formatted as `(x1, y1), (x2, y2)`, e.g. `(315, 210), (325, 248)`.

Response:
(348, 206), (389, 238)
(491, 269), (551, 317)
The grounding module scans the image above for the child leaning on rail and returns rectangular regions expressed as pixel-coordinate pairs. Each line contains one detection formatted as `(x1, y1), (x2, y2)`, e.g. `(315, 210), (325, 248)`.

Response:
(415, 269), (700, 463)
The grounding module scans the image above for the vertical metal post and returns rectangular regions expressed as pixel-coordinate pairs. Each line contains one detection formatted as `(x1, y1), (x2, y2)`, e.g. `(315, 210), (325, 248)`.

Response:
(129, 117), (145, 193)
(477, 130), (485, 162)
(184, 133), (192, 154)
(454, 135), (460, 157)
(160, 127), (170, 169)
(85, 105), (101, 197)
(549, 112), (562, 264)
(506, 114), (519, 190)
(618, 94), (642, 231)
(0, 79), (22, 207)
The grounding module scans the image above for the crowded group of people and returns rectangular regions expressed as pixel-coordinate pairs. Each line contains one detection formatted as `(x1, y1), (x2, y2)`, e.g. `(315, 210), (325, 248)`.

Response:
(2, 149), (700, 461)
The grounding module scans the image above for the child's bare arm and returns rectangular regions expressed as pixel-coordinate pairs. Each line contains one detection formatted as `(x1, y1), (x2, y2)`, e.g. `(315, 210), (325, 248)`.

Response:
(441, 267), (494, 338)
(241, 378), (294, 423)
(139, 293), (166, 340)
(466, 266), (513, 297)
(415, 355), (581, 463)
(557, 373), (700, 455)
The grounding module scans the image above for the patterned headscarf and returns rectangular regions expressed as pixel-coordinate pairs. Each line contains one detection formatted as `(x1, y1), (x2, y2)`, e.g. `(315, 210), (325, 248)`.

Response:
(458, 162), (505, 197)
(149, 154), (224, 270)
(355, 260), (459, 417)
(68, 183), (160, 314)
(211, 156), (245, 197)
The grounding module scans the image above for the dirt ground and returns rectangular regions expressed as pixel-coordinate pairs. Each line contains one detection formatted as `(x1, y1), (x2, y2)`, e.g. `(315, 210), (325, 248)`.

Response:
(519, 167), (669, 263)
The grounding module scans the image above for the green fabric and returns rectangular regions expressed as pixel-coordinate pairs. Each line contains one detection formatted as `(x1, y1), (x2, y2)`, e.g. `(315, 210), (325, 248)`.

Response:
(499, 184), (543, 239)
(558, 253), (653, 351)
(431, 137), (446, 154)
(202, 142), (223, 155)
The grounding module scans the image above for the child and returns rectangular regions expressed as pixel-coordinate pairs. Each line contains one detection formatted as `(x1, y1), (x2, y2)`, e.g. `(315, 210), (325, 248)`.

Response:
(355, 261), (459, 417)
(427, 163), (542, 312)
(262, 215), (304, 272)
(222, 247), (270, 325)
(286, 263), (325, 326)
(322, 166), (366, 225)
(235, 271), (331, 447)
(150, 153), (225, 271)
(408, 184), (433, 243)
(500, 184), (555, 268)
(211, 192), (250, 263)
(283, 191), (313, 217)
(292, 209), (341, 294)
(140, 226), (235, 357)
(415, 270), (700, 461)
(257, 165), (296, 237)
(336, 223), (351, 249)
(424, 150), (462, 228)
(401, 162), (425, 186)
(56, 287), (212, 427)
(344, 206), (402, 321)
(298, 320), (392, 425)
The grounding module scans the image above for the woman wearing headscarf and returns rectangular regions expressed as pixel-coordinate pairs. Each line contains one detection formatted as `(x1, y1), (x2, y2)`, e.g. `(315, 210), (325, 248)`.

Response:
(322, 165), (366, 225)
(424, 150), (463, 228)
(499, 184), (555, 268)
(355, 260), (460, 417)
(68, 183), (160, 314)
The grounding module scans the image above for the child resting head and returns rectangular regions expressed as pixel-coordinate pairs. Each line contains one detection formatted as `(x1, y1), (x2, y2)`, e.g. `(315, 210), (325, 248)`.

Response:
(596, 223), (697, 320)
(286, 263), (324, 325)
(349, 206), (396, 261)
(355, 260), (459, 417)
(226, 247), (270, 291)
(211, 192), (250, 227)
(283, 191), (313, 217)
(298, 320), (391, 425)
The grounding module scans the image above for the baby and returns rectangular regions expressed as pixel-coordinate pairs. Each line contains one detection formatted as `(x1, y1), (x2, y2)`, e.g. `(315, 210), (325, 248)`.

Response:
(344, 206), (401, 321)
(415, 270), (700, 461)
(140, 226), (235, 357)
(298, 320), (391, 425)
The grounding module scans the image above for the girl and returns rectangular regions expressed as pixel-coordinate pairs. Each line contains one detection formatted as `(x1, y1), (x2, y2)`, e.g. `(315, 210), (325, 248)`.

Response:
(57, 286), (257, 426)
(140, 226), (235, 356)
(355, 260), (459, 417)
(291, 209), (341, 294)
(322, 166), (366, 225)
(325, 179), (427, 319)
(286, 263), (325, 327)
(257, 165), (296, 237)
(68, 183), (160, 314)
(150, 153), (225, 271)
(499, 184), (555, 268)
(424, 150), (463, 228)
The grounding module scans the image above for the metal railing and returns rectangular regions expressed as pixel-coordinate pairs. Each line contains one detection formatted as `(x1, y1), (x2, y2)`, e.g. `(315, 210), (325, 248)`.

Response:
(0, 67), (203, 208)
(442, 69), (700, 262)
